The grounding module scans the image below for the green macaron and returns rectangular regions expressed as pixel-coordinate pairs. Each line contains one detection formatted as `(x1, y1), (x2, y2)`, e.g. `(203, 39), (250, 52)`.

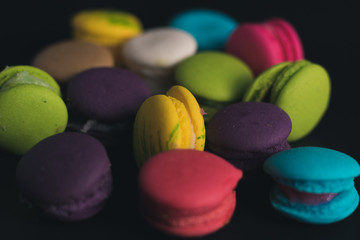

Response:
(243, 60), (331, 141)
(175, 51), (253, 121)
(0, 66), (68, 155)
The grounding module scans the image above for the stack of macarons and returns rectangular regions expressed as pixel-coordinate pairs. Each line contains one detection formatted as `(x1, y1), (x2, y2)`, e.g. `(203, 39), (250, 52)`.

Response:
(2, 6), (360, 239)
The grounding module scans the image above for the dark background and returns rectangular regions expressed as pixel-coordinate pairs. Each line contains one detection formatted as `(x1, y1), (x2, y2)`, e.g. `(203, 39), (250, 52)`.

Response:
(1, 0), (360, 239)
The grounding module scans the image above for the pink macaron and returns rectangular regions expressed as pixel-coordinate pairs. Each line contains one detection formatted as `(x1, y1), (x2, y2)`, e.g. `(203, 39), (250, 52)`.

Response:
(226, 18), (304, 76)
(138, 149), (243, 237)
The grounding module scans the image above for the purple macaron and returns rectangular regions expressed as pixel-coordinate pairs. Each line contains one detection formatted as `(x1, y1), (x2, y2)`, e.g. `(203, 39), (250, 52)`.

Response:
(16, 132), (112, 221)
(206, 102), (292, 171)
(66, 67), (151, 145)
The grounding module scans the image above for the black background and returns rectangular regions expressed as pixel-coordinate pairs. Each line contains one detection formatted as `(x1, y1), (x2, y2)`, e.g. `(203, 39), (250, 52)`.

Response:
(1, 0), (360, 239)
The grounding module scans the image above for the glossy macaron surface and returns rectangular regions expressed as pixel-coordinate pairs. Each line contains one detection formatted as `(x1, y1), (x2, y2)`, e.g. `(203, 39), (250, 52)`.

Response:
(169, 9), (237, 50)
(16, 132), (112, 221)
(67, 67), (151, 123)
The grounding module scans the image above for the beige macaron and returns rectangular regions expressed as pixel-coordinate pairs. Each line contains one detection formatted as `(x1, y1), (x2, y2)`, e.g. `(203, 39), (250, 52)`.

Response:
(32, 40), (114, 84)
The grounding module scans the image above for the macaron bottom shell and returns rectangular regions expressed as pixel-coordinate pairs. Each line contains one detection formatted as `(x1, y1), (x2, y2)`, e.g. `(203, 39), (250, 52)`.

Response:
(270, 185), (359, 224)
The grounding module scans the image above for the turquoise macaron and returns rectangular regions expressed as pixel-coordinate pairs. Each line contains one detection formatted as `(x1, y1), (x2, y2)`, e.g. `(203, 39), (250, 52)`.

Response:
(263, 147), (360, 224)
(169, 9), (238, 50)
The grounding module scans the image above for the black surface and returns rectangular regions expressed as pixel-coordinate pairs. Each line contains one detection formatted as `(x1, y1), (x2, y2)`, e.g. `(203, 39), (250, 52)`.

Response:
(1, 1), (360, 239)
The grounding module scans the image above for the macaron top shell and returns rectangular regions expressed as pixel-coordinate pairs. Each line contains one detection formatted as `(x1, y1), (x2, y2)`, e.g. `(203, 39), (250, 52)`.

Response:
(175, 51), (253, 102)
(72, 9), (142, 38)
(139, 149), (243, 211)
(16, 132), (111, 204)
(264, 147), (360, 181)
(169, 9), (238, 50)
(67, 67), (151, 123)
(32, 40), (114, 83)
(122, 27), (197, 69)
(0, 65), (61, 96)
(207, 102), (291, 151)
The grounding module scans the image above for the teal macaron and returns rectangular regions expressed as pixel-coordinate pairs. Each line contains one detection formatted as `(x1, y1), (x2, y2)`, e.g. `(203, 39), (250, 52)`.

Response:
(175, 51), (253, 121)
(0, 65), (68, 155)
(263, 147), (360, 224)
(243, 60), (331, 141)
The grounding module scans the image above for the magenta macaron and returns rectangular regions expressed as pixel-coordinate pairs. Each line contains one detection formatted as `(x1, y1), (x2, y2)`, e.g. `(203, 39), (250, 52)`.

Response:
(226, 18), (303, 76)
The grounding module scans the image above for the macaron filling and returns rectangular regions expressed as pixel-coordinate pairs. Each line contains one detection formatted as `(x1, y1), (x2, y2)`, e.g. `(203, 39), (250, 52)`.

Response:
(278, 183), (338, 206)
(0, 71), (55, 92)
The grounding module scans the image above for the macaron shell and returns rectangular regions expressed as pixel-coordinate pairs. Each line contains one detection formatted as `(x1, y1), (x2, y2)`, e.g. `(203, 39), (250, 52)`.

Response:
(72, 9), (142, 38)
(242, 62), (291, 101)
(175, 51), (253, 102)
(226, 23), (284, 76)
(32, 40), (114, 83)
(270, 185), (359, 224)
(267, 18), (304, 60)
(139, 149), (243, 212)
(263, 147), (360, 181)
(166, 85), (205, 150)
(0, 85), (68, 155)
(272, 63), (331, 141)
(0, 65), (61, 96)
(169, 9), (238, 50)
(133, 95), (191, 166)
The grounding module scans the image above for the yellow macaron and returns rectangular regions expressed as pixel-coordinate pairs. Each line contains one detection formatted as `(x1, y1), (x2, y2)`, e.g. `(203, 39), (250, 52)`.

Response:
(71, 9), (143, 65)
(133, 85), (206, 167)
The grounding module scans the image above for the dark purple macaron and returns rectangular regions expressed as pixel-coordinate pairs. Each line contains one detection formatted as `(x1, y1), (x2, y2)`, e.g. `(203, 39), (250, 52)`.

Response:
(206, 102), (291, 171)
(16, 132), (112, 221)
(66, 67), (151, 145)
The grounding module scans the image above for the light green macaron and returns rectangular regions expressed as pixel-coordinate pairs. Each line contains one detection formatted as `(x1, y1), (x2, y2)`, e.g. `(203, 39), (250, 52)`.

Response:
(0, 65), (68, 155)
(243, 60), (331, 141)
(175, 51), (253, 121)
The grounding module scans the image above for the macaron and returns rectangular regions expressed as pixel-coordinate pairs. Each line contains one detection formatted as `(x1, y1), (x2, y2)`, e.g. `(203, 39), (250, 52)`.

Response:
(66, 67), (151, 146)
(263, 147), (360, 224)
(243, 60), (331, 141)
(122, 27), (197, 94)
(16, 132), (112, 221)
(72, 9), (143, 65)
(174, 51), (253, 121)
(169, 9), (237, 50)
(139, 149), (243, 237)
(0, 65), (68, 155)
(206, 102), (292, 170)
(226, 18), (303, 76)
(32, 40), (114, 84)
(133, 85), (205, 167)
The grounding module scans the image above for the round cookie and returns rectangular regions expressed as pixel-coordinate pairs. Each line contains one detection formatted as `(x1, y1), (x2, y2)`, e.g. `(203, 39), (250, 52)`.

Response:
(169, 9), (237, 50)
(32, 40), (114, 84)
(175, 51), (253, 121)
(16, 132), (112, 221)
(122, 27), (197, 94)
(72, 9), (143, 66)
(0, 65), (68, 155)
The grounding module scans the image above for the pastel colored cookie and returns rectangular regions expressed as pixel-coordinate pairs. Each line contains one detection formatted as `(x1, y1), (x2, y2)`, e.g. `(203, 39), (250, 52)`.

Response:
(133, 85), (205, 167)
(263, 147), (360, 224)
(0, 66), (68, 155)
(169, 9), (237, 50)
(243, 60), (331, 141)
(16, 132), (112, 221)
(66, 67), (151, 145)
(174, 51), (253, 121)
(226, 18), (303, 76)
(72, 9), (143, 65)
(122, 27), (197, 94)
(206, 102), (291, 170)
(139, 149), (243, 237)
(32, 40), (114, 84)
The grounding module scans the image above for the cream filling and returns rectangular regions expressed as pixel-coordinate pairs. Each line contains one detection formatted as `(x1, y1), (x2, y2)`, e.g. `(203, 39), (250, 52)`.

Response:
(1, 71), (54, 92)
